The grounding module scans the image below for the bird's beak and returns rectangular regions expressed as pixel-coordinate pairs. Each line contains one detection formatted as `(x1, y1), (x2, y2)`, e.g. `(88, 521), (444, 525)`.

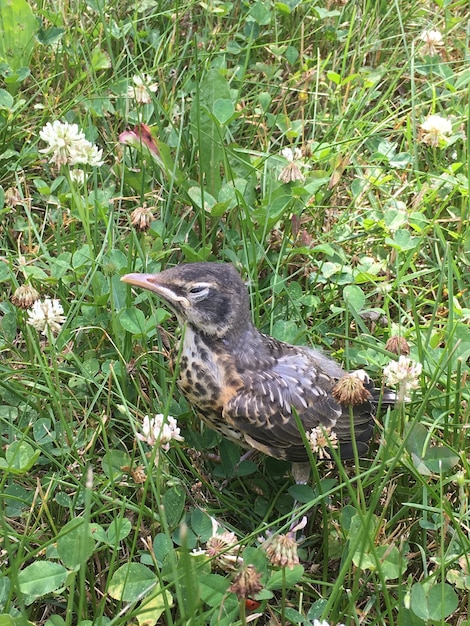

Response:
(121, 273), (190, 308)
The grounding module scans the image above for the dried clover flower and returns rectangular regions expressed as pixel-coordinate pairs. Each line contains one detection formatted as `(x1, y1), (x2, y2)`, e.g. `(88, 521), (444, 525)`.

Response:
(228, 564), (263, 599)
(419, 29), (444, 56)
(385, 335), (410, 356)
(11, 284), (40, 309)
(130, 204), (155, 231)
(332, 371), (372, 405)
(278, 146), (306, 184)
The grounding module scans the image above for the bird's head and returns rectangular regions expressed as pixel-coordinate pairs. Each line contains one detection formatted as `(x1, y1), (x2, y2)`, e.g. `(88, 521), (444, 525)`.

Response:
(121, 262), (251, 338)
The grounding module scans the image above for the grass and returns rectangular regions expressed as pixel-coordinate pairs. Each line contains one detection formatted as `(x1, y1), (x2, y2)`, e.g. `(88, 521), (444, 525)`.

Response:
(0, 0), (469, 624)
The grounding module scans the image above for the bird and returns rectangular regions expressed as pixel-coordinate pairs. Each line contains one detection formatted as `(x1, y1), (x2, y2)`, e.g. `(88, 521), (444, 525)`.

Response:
(121, 262), (395, 480)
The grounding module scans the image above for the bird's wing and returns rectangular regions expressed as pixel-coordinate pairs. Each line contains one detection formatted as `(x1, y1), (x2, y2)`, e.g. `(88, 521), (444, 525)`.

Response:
(223, 352), (373, 462)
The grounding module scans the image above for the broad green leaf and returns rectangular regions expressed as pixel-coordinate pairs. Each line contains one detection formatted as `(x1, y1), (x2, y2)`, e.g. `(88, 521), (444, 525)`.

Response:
(136, 585), (173, 626)
(17, 561), (67, 600)
(410, 581), (458, 621)
(242, 546), (268, 574)
(36, 26), (65, 45)
(343, 284), (366, 312)
(33, 418), (56, 445)
(356, 545), (406, 580)
(447, 568), (470, 590)
(152, 533), (174, 565)
(57, 518), (96, 570)
(0, 615), (34, 626)
(199, 574), (231, 606)
(349, 513), (380, 568)
(119, 307), (147, 335)
(385, 229), (418, 251)
(190, 508), (213, 542)
(187, 186), (217, 213)
(0, 441), (40, 474)
(106, 517), (132, 545)
(405, 423), (459, 475)
(108, 563), (155, 601)
(267, 565), (304, 589)
(91, 46), (111, 71)
(283, 608), (306, 623)
(288, 483), (315, 504)
(272, 319), (300, 344)
(101, 450), (130, 481)
(162, 486), (185, 528)
(327, 71), (341, 85)
(212, 98), (234, 125)
(0, 576), (10, 605)
(89, 523), (107, 544)
(0, 89), (14, 109)
(249, 1), (272, 25)
(45, 616), (65, 626)
(0, 0), (38, 71)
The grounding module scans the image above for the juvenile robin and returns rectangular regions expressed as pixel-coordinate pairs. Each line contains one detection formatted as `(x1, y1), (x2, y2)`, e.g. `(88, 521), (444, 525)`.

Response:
(122, 262), (394, 480)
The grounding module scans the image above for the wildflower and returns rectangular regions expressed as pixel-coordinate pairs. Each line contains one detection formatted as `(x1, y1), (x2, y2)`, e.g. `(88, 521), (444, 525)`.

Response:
(383, 355), (422, 401)
(228, 564), (263, 599)
(385, 335), (410, 356)
(306, 425), (338, 460)
(420, 114), (453, 147)
(262, 517), (306, 569)
(130, 465), (147, 484)
(127, 74), (159, 104)
(418, 29), (444, 56)
(11, 284), (40, 309)
(206, 518), (242, 571)
(278, 146), (306, 184)
(265, 533), (299, 567)
(137, 414), (184, 451)
(119, 123), (160, 158)
(26, 298), (66, 335)
(130, 204), (155, 232)
(39, 121), (104, 167)
(332, 371), (372, 405)
(78, 142), (104, 167)
(312, 620), (345, 626)
(69, 169), (86, 185)
(5, 187), (22, 208)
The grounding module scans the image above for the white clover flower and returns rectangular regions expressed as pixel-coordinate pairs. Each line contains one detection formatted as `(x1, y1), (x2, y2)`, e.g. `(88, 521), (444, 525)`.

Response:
(278, 146), (306, 184)
(419, 29), (444, 56)
(383, 356), (422, 400)
(280, 146), (303, 162)
(420, 114), (453, 147)
(127, 74), (159, 104)
(313, 620), (345, 626)
(75, 142), (104, 167)
(137, 414), (183, 451)
(69, 169), (86, 184)
(27, 298), (66, 336)
(39, 121), (86, 166)
(306, 425), (338, 459)
(39, 120), (103, 167)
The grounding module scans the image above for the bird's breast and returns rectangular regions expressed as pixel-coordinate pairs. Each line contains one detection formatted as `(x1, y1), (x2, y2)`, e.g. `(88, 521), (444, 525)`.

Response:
(176, 327), (244, 440)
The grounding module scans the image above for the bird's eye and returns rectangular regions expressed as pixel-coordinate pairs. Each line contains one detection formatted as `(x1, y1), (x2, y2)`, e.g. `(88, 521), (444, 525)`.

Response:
(187, 283), (211, 301)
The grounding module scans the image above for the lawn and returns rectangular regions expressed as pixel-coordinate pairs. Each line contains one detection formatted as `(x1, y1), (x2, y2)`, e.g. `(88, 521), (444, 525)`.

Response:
(0, 0), (469, 624)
